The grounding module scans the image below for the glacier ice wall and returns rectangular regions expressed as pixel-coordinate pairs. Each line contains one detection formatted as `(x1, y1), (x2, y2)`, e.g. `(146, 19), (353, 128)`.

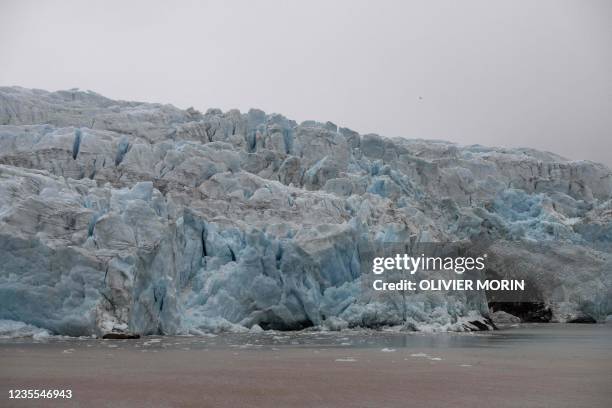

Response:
(0, 86), (610, 335)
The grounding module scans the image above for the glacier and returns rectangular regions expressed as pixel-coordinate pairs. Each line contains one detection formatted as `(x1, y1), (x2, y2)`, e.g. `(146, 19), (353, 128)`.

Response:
(0, 86), (610, 336)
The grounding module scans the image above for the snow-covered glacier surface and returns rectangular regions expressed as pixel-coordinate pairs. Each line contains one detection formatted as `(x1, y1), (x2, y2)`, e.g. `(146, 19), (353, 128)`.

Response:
(0, 86), (610, 336)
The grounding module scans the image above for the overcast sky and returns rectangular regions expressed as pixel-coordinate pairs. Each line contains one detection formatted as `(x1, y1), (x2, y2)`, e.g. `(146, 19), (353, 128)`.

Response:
(1, 0), (611, 165)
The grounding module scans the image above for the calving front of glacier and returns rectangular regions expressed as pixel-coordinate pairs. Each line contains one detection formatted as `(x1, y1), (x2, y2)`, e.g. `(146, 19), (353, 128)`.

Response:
(0, 87), (610, 336)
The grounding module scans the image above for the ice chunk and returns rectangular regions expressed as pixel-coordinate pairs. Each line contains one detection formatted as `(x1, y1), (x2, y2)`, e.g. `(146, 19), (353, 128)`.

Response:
(0, 319), (51, 340)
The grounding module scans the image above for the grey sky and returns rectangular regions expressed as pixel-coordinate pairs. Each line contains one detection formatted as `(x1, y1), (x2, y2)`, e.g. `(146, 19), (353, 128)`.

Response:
(1, 0), (611, 166)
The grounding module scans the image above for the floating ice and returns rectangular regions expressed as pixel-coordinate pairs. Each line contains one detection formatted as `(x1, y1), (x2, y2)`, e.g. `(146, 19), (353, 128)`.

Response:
(0, 319), (51, 340)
